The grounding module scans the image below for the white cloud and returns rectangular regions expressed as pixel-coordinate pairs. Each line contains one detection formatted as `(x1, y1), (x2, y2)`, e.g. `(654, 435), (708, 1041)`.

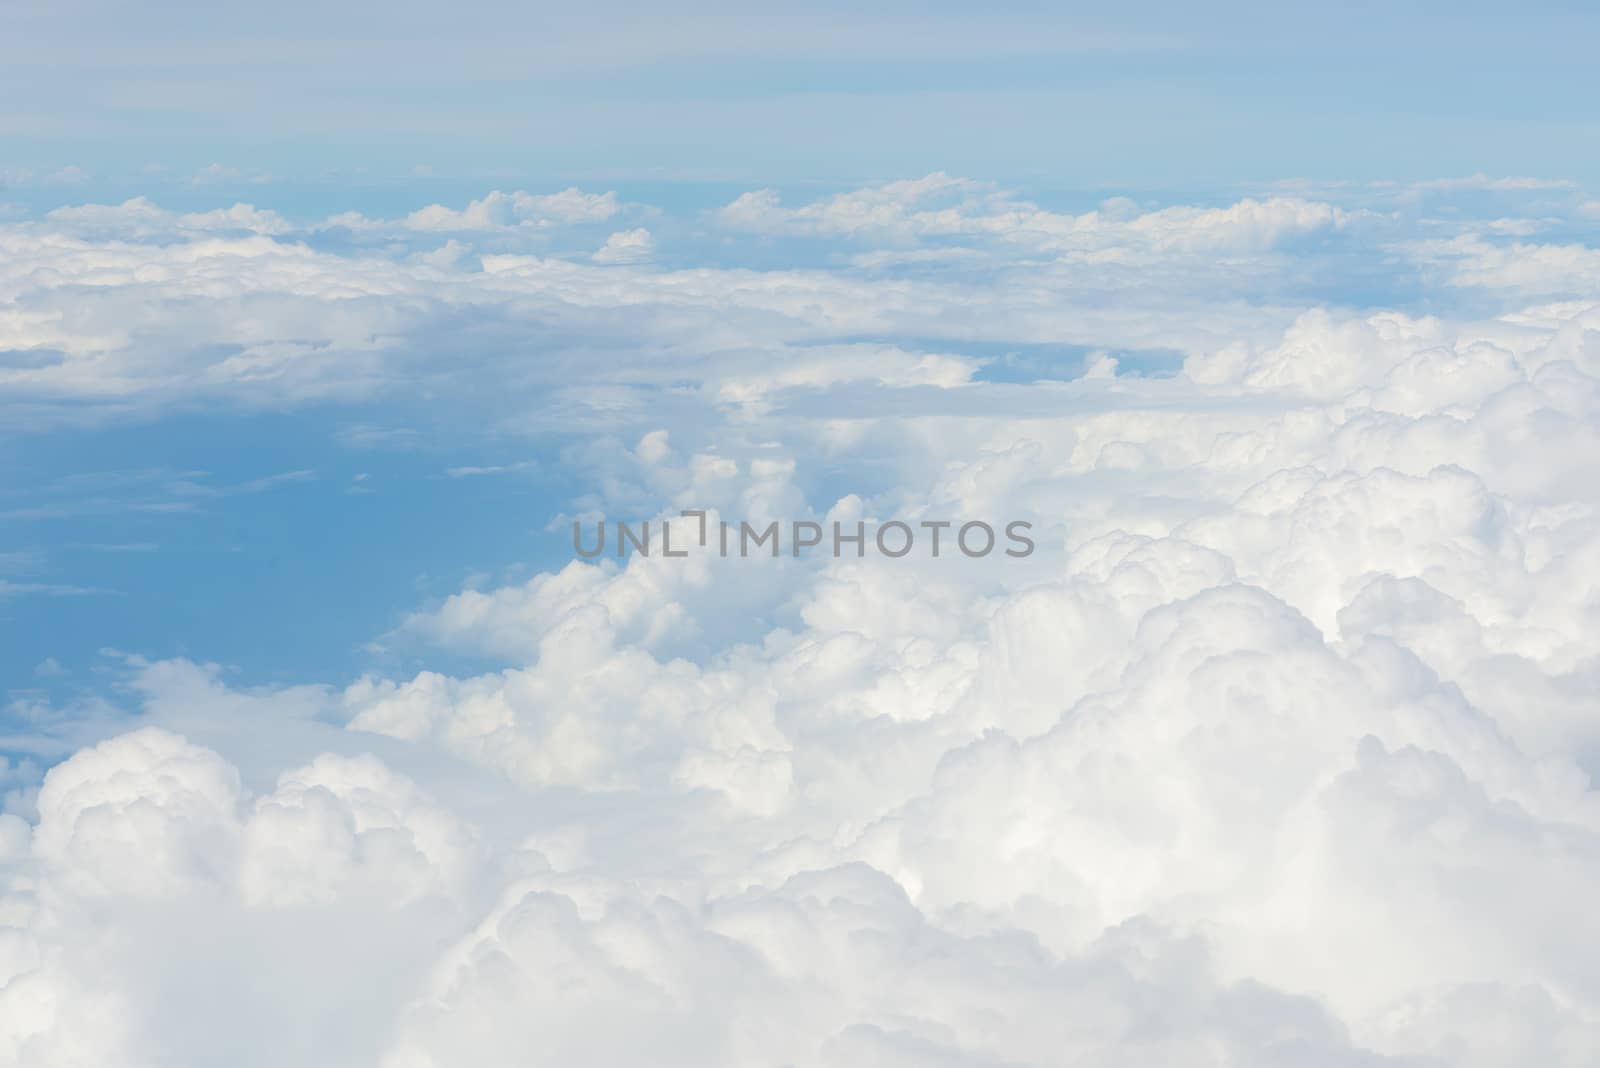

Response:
(45, 197), (291, 236)
(403, 188), (619, 232)
(715, 173), (1354, 257)
(32, 728), (242, 899)
(1409, 233), (1600, 296)
(592, 227), (655, 263)
(6, 174), (1600, 1065)
(240, 752), (478, 907)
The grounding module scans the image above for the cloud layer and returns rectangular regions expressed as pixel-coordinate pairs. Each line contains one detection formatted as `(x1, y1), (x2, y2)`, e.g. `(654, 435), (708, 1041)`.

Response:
(3, 175), (1600, 1065)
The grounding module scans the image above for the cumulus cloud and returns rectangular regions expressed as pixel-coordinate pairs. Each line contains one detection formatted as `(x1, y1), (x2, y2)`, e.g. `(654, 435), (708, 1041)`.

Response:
(5, 173), (1600, 1065)
(592, 227), (655, 263)
(402, 188), (620, 232)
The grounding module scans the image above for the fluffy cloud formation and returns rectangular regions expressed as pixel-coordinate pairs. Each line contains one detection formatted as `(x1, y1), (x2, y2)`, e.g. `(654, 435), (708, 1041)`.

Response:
(400, 188), (620, 232)
(4, 174), (1600, 1065)
(593, 227), (655, 264)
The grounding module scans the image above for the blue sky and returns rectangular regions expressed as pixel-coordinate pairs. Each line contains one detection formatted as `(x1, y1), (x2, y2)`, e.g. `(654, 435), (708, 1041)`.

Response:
(5, 1), (1600, 198)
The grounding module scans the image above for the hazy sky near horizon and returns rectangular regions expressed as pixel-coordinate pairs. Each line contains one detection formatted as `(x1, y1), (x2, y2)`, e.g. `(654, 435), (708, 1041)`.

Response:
(6, 1), (1600, 192)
